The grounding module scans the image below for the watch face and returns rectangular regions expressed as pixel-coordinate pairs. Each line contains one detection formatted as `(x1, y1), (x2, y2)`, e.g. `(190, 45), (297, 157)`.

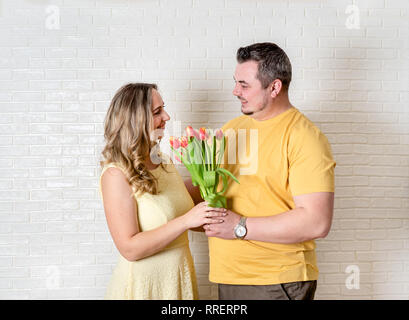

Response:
(235, 226), (246, 237)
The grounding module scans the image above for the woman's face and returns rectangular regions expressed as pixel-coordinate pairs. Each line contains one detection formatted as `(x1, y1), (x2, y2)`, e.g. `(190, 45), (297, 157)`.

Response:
(151, 89), (170, 140)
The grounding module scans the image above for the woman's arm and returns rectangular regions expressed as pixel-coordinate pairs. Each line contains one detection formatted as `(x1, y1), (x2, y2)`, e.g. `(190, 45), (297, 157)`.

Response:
(101, 168), (224, 261)
(184, 178), (206, 232)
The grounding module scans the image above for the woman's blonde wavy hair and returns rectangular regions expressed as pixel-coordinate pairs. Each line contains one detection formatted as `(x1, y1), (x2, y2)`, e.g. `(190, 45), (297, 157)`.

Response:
(100, 83), (166, 196)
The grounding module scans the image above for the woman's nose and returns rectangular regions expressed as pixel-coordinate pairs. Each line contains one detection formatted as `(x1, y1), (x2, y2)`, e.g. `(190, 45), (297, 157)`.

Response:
(163, 110), (171, 121)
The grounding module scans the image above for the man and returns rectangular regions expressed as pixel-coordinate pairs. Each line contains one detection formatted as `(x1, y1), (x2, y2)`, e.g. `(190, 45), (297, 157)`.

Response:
(203, 42), (336, 300)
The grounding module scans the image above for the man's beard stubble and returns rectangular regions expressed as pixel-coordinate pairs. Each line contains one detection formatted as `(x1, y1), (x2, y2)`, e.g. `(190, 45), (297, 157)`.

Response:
(239, 94), (269, 116)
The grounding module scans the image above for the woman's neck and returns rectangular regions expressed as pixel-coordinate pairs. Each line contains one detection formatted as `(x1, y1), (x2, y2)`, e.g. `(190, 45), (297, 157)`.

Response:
(145, 156), (160, 170)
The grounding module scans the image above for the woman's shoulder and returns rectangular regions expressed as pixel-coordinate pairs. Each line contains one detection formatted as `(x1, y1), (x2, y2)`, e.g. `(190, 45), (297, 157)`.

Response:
(99, 162), (132, 199)
(100, 162), (128, 180)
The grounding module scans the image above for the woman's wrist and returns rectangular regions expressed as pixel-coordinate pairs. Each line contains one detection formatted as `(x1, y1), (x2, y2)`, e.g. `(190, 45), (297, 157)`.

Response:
(176, 214), (190, 232)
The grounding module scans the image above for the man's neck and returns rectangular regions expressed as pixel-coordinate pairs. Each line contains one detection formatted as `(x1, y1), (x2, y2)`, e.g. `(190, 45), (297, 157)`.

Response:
(251, 94), (293, 121)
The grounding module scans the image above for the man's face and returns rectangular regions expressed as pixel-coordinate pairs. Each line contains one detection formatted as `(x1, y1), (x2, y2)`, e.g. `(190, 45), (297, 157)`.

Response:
(233, 60), (271, 116)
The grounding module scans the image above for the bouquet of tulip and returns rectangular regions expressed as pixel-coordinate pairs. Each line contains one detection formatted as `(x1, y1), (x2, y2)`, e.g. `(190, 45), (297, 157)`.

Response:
(169, 126), (239, 208)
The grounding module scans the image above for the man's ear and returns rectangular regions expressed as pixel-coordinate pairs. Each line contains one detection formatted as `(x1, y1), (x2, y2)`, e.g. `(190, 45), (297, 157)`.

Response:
(270, 79), (283, 98)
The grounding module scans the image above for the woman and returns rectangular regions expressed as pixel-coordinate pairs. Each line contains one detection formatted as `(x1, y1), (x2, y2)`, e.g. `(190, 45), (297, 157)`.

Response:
(99, 83), (226, 299)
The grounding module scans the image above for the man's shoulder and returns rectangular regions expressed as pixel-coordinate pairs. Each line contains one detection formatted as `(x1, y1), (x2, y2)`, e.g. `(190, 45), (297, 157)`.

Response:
(289, 109), (332, 152)
(290, 108), (323, 136)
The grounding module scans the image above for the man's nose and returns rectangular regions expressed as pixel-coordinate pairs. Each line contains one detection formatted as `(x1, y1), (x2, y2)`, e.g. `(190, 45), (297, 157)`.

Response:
(232, 83), (240, 97)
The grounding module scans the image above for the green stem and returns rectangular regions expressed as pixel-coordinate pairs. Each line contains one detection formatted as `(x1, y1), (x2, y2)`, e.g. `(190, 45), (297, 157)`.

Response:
(212, 135), (216, 171)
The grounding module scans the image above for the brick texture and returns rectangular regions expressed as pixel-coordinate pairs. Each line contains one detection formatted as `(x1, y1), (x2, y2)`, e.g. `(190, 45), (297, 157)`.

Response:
(0, 0), (408, 300)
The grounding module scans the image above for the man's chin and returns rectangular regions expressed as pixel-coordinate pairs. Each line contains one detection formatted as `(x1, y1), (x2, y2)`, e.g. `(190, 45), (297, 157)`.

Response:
(241, 106), (253, 115)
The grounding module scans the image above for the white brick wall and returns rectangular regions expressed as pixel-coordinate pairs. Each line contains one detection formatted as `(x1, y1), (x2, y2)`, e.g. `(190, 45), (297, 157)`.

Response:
(0, 0), (408, 300)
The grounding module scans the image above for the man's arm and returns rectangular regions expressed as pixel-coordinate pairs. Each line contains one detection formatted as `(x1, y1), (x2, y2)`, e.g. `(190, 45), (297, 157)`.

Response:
(204, 192), (334, 243)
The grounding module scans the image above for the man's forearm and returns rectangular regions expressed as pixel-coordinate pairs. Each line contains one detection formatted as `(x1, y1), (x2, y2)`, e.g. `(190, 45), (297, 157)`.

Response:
(245, 207), (329, 244)
(204, 192), (334, 242)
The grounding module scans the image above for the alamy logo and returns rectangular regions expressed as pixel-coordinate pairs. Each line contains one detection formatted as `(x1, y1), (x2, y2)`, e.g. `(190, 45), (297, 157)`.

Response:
(45, 5), (60, 30)
(46, 265), (61, 290)
(224, 128), (258, 176)
(345, 4), (360, 30)
(151, 121), (259, 175)
(345, 265), (360, 290)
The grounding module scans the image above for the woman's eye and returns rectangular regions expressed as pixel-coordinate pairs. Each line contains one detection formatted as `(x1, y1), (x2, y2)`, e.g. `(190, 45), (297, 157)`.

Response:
(154, 107), (163, 115)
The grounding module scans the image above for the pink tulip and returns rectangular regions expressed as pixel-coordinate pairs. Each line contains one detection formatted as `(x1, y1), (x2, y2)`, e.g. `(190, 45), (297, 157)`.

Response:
(199, 127), (208, 140)
(186, 126), (195, 138)
(215, 129), (223, 140)
(186, 125), (201, 140)
(180, 136), (188, 148)
(169, 136), (180, 149)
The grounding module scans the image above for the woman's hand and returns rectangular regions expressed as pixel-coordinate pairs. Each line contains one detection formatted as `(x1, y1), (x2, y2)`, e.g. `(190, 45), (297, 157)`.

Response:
(182, 201), (227, 230)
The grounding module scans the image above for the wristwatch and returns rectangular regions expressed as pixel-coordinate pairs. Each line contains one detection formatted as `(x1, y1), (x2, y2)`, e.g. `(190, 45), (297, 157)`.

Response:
(234, 216), (247, 240)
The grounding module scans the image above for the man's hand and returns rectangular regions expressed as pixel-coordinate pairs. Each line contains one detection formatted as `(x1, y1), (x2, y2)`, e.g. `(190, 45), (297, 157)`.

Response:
(204, 209), (241, 239)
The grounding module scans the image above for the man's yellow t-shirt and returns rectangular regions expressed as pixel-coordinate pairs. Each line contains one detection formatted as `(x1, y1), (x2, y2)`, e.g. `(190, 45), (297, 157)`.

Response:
(209, 107), (336, 285)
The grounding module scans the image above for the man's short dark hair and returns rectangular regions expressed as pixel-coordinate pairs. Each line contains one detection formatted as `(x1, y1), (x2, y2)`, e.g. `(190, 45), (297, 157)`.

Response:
(236, 42), (292, 91)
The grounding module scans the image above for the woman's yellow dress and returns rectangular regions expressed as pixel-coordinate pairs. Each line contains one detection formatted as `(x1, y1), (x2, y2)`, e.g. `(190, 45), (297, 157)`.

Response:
(99, 156), (198, 300)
